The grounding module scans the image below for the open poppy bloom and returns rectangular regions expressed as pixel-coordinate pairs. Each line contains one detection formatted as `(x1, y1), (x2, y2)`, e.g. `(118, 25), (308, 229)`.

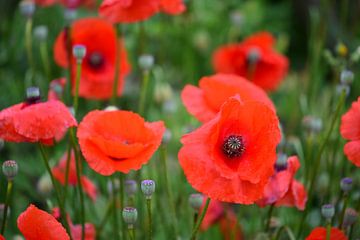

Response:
(178, 96), (281, 204)
(0, 97), (77, 145)
(99, 0), (186, 23)
(54, 18), (131, 100)
(181, 73), (275, 122)
(17, 204), (70, 240)
(52, 151), (98, 201)
(256, 156), (307, 210)
(212, 32), (289, 91)
(77, 110), (165, 175)
(340, 97), (360, 167)
(306, 227), (347, 240)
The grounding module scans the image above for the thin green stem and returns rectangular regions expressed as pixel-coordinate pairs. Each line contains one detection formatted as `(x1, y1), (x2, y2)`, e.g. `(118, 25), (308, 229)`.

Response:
(65, 25), (73, 104)
(128, 227), (135, 240)
(146, 198), (152, 240)
(111, 24), (122, 105)
(73, 60), (82, 117)
(265, 204), (275, 232)
(190, 198), (211, 240)
(25, 18), (34, 84)
(326, 221), (331, 240)
(0, 181), (13, 234)
(96, 201), (113, 237)
(39, 40), (51, 81)
(111, 176), (120, 240)
(119, 174), (126, 239)
(272, 226), (296, 240)
(38, 143), (72, 239)
(61, 143), (72, 208)
(339, 193), (349, 229)
(138, 70), (150, 116)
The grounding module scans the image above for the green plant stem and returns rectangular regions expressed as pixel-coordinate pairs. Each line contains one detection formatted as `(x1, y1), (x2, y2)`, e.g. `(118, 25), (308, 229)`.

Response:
(111, 24), (122, 105)
(38, 143), (72, 239)
(25, 17), (34, 83)
(73, 60), (82, 117)
(39, 40), (51, 81)
(111, 176), (120, 240)
(96, 201), (113, 238)
(265, 204), (275, 232)
(159, 145), (179, 237)
(146, 198), (152, 240)
(272, 226), (296, 240)
(65, 25), (73, 104)
(0, 181), (13, 234)
(69, 128), (85, 240)
(138, 70), (150, 116)
(339, 193), (349, 229)
(326, 221), (331, 240)
(119, 174), (126, 239)
(297, 89), (346, 237)
(61, 143), (72, 208)
(128, 227), (135, 240)
(190, 198), (211, 240)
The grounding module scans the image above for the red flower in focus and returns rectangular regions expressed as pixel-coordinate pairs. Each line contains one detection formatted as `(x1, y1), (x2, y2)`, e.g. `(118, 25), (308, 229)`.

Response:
(0, 100), (77, 145)
(48, 78), (67, 101)
(306, 227), (347, 240)
(340, 97), (360, 167)
(181, 73), (275, 122)
(54, 18), (131, 100)
(212, 32), (289, 91)
(178, 96), (281, 203)
(200, 199), (243, 240)
(256, 156), (307, 210)
(17, 204), (70, 240)
(52, 151), (98, 201)
(77, 110), (165, 175)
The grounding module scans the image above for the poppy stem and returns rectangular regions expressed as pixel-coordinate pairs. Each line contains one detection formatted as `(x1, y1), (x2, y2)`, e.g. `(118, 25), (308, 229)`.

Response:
(96, 201), (113, 237)
(146, 198), (153, 240)
(265, 204), (275, 232)
(190, 198), (211, 240)
(61, 143), (72, 208)
(325, 220), (331, 240)
(73, 60), (82, 117)
(38, 142), (73, 239)
(111, 176), (120, 240)
(128, 227), (135, 240)
(65, 25), (73, 104)
(111, 24), (122, 106)
(138, 69), (150, 116)
(119, 173), (126, 239)
(39, 40), (51, 81)
(272, 226), (296, 240)
(0, 180), (13, 234)
(338, 193), (349, 229)
(25, 17), (34, 84)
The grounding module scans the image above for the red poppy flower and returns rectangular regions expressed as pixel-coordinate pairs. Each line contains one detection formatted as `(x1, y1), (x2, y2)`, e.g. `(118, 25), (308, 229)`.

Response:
(212, 32), (289, 91)
(77, 110), (165, 175)
(0, 234), (4, 240)
(52, 151), (98, 201)
(17, 204), (70, 240)
(54, 18), (131, 100)
(181, 73), (275, 122)
(34, 0), (57, 6)
(48, 78), (67, 101)
(178, 96), (281, 204)
(99, 0), (160, 23)
(256, 156), (307, 210)
(340, 97), (360, 167)
(306, 227), (347, 240)
(59, 0), (96, 9)
(0, 100), (77, 145)
(160, 0), (186, 15)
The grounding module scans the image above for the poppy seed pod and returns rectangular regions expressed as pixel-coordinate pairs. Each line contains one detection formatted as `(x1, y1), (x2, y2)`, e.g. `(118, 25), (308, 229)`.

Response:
(343, 208), (358, 227)
(26, 87), (40, 103)
(340, 70), (354, 85)
(141, 180), (155, 199)
(188, 193), (204, 211)
(125, 180), (137, 196)
(138, 54), (154, 71)
(2, 160), (18, 181)
(19, 0), (36, 18)
(340, 178), (353, 193)
(33, 25), (48, 42)
(73, 44), (86, 61)
(122, 207), (138, 228)
(275, 153), (288, 171)
(321, 204), (335, 220)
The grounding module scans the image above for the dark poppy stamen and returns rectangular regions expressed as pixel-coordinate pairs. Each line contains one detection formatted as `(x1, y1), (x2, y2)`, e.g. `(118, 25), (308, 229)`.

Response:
(222, 135), (245, 158)
(88, 52), (104, 69)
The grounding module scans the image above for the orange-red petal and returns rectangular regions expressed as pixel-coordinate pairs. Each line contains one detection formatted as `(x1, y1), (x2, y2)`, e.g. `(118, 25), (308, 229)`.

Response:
(306, 227), (347, 240)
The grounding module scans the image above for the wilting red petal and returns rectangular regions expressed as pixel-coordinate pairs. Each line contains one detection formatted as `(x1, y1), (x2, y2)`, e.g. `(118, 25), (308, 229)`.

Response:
(340, 97), (360, 141)
(17, 204), (70, 240)
(160, 0), (186, 15)
(306, 227), (347, 240)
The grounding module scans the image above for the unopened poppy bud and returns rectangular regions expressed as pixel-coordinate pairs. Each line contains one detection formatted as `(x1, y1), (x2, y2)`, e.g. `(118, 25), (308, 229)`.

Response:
(188, 193), (203, 211)
(247, 47), (261, 64)
(20, 0), (35, 18)
(321, 204), (335, 220)
(125, 180), (137, 196)
(275, 153), (288, 171)
(64, 9), (77, 22)
(34, 25), (48, 41)
(340, 70), (354, 85)
(2, 160), (18, 180)
(162, 129), (172, 144)
(302, 116), (322, 134)
(340, 177), (353, 193)
(336, 43), (348, 57)
(141, 180), (155, 199)
(343, 208), (358, 227)
(122, 207), (137, 228)
(138, 54), (154, 71)
(104, 105), (119, 111)
(73, 45), (86, 61)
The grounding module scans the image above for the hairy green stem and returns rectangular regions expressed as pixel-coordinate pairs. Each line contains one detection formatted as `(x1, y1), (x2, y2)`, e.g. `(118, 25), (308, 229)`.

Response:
(339, 193), (349, 229)
(265, 204), (275, 232)
(190, 198), (210, 240)
(73, 60), (82, 117)
(146, 198), (153, 240)
(111, 176), (120, 240)
(0, 181), (13, 234)
(326, 220), (331, 240)
(119, 174), (126, 239)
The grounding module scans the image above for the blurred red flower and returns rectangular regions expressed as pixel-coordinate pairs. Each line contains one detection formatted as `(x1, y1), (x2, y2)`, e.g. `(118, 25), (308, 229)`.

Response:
(0, 234), (4, 240)
(35, 0), (95, 8)
(181, 73), (275, 122)
(54, 18), (131, 100)
(77, 110), (165, 175)
(48, 78), (67, 101)
(256, 156), (307, 210)
(178, 96), (281, 204)
(306, 227), (347, 240)
(99, 0), (186, 23)
(17, 204), (70, 240)
(52, 151), (98, 201)
(0, 100), (77, 145)
(340, 97), (360, 167)
(212, 32), (288, 91)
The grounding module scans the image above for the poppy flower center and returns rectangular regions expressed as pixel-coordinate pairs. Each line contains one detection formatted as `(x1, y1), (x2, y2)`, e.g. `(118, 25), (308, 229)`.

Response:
(222, 135), (245, 158)
(88, 52), (104, 69)
(247, 47), (261, 64)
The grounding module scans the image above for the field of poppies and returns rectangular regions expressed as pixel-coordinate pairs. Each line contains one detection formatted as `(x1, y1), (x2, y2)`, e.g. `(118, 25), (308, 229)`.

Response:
(0, 0), (360, 239)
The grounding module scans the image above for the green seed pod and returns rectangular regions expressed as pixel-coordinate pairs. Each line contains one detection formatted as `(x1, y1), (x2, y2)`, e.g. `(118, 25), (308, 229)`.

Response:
(2, 160), (18, 181)
(188, 193), (203, 211)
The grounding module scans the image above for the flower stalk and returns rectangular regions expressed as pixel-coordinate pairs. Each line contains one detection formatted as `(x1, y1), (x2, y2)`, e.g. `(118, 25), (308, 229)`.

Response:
(190, 198), (211, 240)
(0, 181), (13, 234)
